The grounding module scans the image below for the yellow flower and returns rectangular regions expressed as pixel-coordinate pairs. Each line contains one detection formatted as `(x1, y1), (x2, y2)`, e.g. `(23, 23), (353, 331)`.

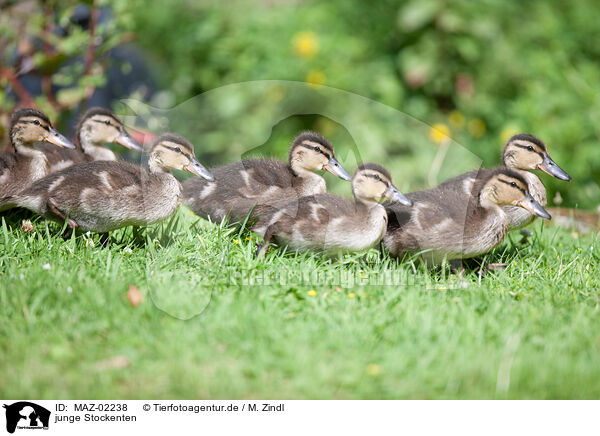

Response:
(306, 70), (326, 89)
(500, 125), (520, 144)
(292, 31), (319, 58)
(438, 286), (447, 291)
(448, 110), (465, 128)
(366, 363), (381, 376)
(233, 239), (240, 245)
(467, 118), (486, 138)
(429, 123), (451, 144)
(348, 293), (356, 299)
(307, 289), (317, 296)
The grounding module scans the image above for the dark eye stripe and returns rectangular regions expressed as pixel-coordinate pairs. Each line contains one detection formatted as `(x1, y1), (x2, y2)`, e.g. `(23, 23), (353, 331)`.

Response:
(163, 145), (192, 159)
(300, 143), (331, 160)
(513, 143), (544, 158)
(499, 178), (526, 194)
(364, 173), (389, 187)
(20, 120), (50, 131)
(92, 119), (119, 128)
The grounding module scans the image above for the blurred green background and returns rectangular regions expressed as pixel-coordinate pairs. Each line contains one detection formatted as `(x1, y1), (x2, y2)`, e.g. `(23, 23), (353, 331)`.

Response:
(1, 0), (599, 208)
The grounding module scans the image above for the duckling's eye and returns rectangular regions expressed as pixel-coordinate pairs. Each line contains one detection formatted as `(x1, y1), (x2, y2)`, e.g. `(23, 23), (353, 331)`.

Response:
(527, 145), (534, 151)
(510, 182), (517, 187)
(313, 146), (321, 152)
(104, 120), (111, 126)
(33, 119), (41, 126)
(175, 147), (182, 153)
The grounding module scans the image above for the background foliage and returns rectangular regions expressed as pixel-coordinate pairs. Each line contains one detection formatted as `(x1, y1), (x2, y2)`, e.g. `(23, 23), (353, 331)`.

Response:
(2, 0), (599, 207)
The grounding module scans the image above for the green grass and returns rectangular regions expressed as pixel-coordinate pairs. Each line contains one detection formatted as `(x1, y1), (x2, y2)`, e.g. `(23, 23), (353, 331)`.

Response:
(1, 208), (599, 399)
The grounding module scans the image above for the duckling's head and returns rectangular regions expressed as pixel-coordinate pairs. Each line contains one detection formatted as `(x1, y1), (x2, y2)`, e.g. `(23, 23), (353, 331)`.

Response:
(503, 133), (570, 181)
(9, 108), (75, 151)
(288, 131), (351, 181)
(480, 168), (551, 219)
(352, 163), (412, 206)
(149, 133), (214, 181)
(77, 107), (142, 152)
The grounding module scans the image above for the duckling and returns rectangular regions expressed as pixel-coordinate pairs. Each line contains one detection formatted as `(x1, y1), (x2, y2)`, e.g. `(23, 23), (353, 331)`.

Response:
(183, 131), (352, 224)
(1, 108), (75, 197)
(384, 167), (551, 264)
(0, 134), (213, 234)
(438, 133), (570, 230)
(253, 163), (412, 257)
(37, 107), (142, 173)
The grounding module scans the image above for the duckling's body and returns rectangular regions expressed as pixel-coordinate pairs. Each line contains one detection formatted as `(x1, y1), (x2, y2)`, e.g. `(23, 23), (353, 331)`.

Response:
(253, 163), (411, 255)
(0, 148), (48, 196)
(37, 107), (141, 172)
(437, 134), (569, 231)
(0, 134), (213, 233)
(1, 108), (75, 197)
(183, 131), (351, 223)
(384, 167), (551, 264)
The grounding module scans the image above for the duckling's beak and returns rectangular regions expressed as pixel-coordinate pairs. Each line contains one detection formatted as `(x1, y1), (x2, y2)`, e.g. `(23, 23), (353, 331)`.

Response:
(384, 184), (412, 207)
(186, 157), (215, 181)
(538, 155), (571, 181)
(518, 193), (551, 220)
(115, 127), (143, 151)
(324, 157), (352, 181)
(46, 127), (76, 149)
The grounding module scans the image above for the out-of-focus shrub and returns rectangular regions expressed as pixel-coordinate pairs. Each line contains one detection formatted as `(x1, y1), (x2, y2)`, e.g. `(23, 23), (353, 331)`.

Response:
(127, 0), (599, 208)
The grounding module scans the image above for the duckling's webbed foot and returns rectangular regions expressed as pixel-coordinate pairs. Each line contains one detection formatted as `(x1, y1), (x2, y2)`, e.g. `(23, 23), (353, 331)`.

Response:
(519, 229), (533, 244)
(99, 233), (110, 246)
(449, 259), (465, 277)
(256, 224), (275, 259)
(47, 198), (78, 235)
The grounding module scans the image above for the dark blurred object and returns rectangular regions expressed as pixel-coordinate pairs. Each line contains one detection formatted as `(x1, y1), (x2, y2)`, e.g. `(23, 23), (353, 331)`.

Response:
(1, 0), (156, 141)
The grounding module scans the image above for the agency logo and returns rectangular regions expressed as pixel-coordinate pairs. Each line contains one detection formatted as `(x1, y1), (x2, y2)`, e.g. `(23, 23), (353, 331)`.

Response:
(3, 402), (50, 434)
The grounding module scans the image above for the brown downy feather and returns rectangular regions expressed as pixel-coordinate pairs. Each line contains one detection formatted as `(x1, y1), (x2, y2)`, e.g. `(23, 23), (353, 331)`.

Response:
(252, 163), (403, 255)
(183, 131), (340, 224)
(385, 168), (532, 264)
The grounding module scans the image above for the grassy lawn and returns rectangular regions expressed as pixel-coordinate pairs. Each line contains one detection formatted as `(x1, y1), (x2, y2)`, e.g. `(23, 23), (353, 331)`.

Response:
(1, 207), (599, 399)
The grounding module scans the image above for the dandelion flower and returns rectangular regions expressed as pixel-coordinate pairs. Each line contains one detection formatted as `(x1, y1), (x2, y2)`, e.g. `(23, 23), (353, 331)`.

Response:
(429, 123), (451, 144)
(448, 111), (465, 128)
(500, 125), (520, 143)
(292, 31), (319, 58)
(307, 289), (317, 296)
(366, 363), (381, 376)
(233, 239), (240, 245)
(348, 293), (356, 299)
(306, 70), (326, 89)
(467, 118), (486, 138)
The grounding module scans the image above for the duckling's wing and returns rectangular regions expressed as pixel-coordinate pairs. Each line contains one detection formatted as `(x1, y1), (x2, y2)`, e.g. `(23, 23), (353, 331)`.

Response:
(184, 158), (295, 222)
(0, 150), (18, 174)
(36, 142), (89, 172)
(253, 193), (338, 235)
(385, 174), (494, 261)
(436, 168), (484, 195)
(14, 161), (142, 209)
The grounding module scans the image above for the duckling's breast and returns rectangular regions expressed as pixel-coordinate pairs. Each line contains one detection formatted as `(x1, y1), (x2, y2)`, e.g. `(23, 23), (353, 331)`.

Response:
(281, 203), (388, 253)
(503, 170), (546, 231)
